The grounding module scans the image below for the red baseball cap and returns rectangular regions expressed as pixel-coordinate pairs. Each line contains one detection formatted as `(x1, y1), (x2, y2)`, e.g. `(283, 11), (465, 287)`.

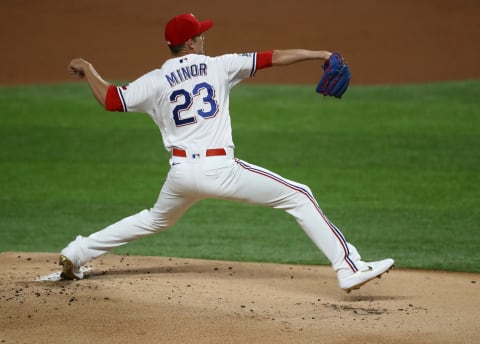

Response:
(165, 13), (213, 46)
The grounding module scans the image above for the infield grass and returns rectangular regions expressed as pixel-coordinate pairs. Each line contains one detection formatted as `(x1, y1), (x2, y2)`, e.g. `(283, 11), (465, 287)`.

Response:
(0, 81), (479, 272)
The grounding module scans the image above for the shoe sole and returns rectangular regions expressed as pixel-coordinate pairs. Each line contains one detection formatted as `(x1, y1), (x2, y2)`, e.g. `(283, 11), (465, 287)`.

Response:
(344, 264), (394, 293)
(59, 255), (79, 280)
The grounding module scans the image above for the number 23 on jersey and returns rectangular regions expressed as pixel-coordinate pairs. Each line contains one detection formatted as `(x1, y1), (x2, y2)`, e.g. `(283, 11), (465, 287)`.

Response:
(169, 82), (219, 127)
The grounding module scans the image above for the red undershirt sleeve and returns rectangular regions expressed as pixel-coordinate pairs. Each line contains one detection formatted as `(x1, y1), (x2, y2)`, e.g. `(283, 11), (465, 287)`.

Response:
(256, 50), (273, 70)
(105, 85), (125, 112)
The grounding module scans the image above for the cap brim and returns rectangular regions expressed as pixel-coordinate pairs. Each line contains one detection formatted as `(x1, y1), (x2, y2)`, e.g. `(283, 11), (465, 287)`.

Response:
(198, 20), (213, 34)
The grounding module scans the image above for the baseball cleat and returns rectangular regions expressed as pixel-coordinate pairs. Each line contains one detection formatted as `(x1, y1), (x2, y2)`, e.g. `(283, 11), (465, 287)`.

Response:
(59, 255), (84, 280)
(339, 258), (394, 293)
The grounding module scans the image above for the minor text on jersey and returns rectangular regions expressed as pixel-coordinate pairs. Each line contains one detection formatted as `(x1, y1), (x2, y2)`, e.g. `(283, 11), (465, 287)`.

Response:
(165, 63), (208, 87)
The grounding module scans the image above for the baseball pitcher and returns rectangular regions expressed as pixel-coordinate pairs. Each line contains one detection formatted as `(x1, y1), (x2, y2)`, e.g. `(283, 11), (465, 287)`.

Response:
(60, 13), (393, 292)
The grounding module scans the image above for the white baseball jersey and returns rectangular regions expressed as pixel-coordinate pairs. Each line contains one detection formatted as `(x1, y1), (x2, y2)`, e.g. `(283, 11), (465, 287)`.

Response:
(114, 53), (257, 153)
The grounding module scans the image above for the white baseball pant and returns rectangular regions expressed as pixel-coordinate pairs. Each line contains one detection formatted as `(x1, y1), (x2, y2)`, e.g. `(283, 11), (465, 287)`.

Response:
(62, 148), (362, 274)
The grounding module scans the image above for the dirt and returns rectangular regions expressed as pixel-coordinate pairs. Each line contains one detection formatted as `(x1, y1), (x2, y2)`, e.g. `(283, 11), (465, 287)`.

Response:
(1, 1), (479, 343)
(1, 253), (478, 344)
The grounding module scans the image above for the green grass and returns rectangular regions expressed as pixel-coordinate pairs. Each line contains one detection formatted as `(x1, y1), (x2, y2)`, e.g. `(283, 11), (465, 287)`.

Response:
(0, 81), (479, 272)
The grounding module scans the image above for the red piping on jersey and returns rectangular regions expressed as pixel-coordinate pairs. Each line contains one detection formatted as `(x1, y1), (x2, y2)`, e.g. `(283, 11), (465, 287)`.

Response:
(105, 85), (124, 112)
(256, 50), (273, 70)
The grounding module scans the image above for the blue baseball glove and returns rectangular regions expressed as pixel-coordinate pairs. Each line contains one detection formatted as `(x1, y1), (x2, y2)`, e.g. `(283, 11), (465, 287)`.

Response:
(316, 52), (351, 98)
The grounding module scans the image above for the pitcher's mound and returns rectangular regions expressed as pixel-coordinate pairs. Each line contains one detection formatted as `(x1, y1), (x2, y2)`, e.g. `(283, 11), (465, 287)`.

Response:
(1, 252), (478, 343)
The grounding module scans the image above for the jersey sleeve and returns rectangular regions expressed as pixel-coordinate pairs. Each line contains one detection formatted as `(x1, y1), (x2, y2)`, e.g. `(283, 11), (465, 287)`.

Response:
(217, 53), (259, 88)
(220, 51), (273, 88)
(111, 71), (160, 114)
